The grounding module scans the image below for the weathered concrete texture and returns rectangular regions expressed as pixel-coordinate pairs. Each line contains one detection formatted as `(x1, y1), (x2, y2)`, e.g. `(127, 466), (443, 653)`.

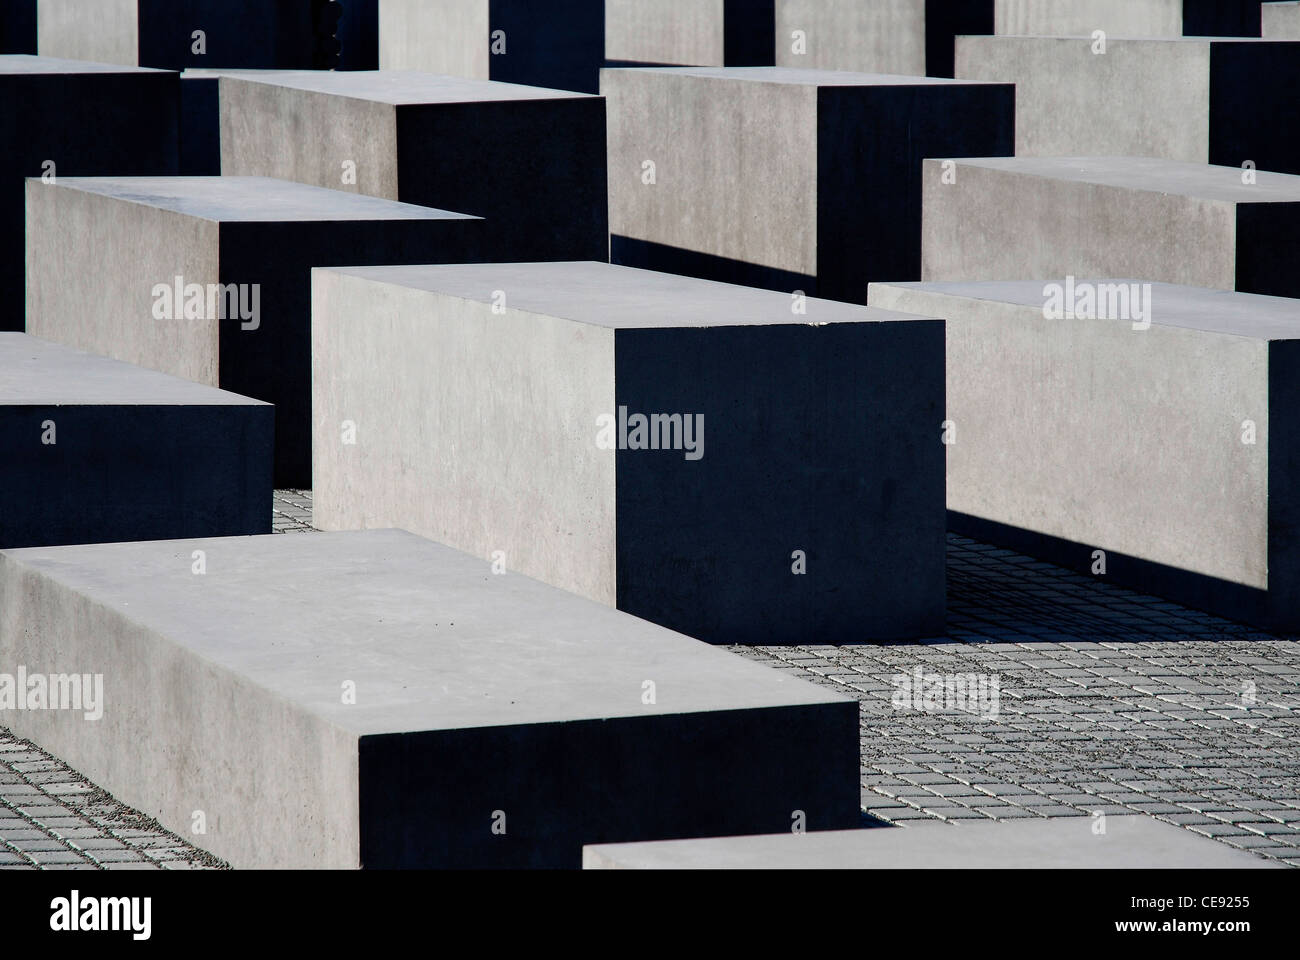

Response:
(584, 816), (1279, 868)
(994, 0), (1261, 37)
(0, 1), (37, 53)
(0, 55), (179, 330)
(180, 68), (314, 175)
(219, 70), (608, 263)
(606, 0), (774, 68)
(956, 37), (1300, 174)
(313, 261), (946, 644)
(603, 67), (1012, 304)
(379, 0), (604, 93)
(36, 0), (378, 70)
(921, 157), (1300, 300)
(0, 529), (861, 868)
(25, 176), (482, 487)
(0, 333), (271, 548)
(869, 279), (1300, 631)
(774, 0), (993, 79)
(1264, 2), (1300, 39)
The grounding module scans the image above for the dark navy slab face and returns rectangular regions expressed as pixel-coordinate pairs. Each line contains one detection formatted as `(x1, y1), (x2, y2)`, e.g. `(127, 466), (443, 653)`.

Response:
(49, 176), (477, 223)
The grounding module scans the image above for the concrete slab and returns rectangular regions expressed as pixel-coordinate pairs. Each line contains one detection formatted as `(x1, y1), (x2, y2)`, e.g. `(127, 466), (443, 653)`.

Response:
(379, 0), (603, 92)
(868, 279), (1300, 631)
(993, 0), (1261, 37)
(606, 0), (774, 68)
(603, 67), (1012, 304)
(0, 54), (179, 330)
(179, 69), (309, 175)
(0, 333), (271, 548)
(36, 0), (378, 70)
(956, 37), (1300, 174)
(25, 175), (482, 487)
(1264, 2), (1300, 39)
(774, 0), (994, 78)
(921, 157), (1300, 300)
(312, 261), (946, 644)
(219, 70), (607, 263)
(584, 816), (1280, 868)
(0, 528), (861, 868)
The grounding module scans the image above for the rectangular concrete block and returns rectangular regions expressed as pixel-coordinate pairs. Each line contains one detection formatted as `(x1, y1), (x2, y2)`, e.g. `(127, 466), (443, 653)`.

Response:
(993, 0), (1261, 37)
(25, 175), (482, 487)
(36, 0), (378, 70)
(956, 37), (1300, 174)
(921, 157), (1300, 300)
(868, 279), (1300, 631)
(0, 333), (271, 548)
(606, 0), (774, 68)
(312, 261), (946, 644)
(1264, 2), (1300, 38)
(0, 55), (179, 330)
(219, 70), (608, 262)
(603, 67), (1013, 304)
(584, 816), (1279, 868)
(379, 0), (603, 92)
(0, 528), (861, 868)
(774, 0), (994, 79)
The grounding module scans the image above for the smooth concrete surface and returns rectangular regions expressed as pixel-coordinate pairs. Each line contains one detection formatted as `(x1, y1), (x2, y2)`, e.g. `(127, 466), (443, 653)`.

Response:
(179, 69), (308, 175)
(25, 176), (482, 487)
(0, 54), (179, 330)
(1264, 2), (1300, 39)
(606, 0), (774, 68)
(219, 70), (608, 262)
(774, 0), (994, 78)
(0, 332), (271, 547)
(37, 0), (378, 69)
(868, 279), (1300, 630)
(921, 157), (1300, 299)
(583, 816), (1279, 868)
(0, 528), (861, 868)
(379, 0), (603, 93)
(994, 0), (1261, 37)
(956, 37), (1300, 174)
(603, 67), (1012, 304)
(312, 261), (946, 644)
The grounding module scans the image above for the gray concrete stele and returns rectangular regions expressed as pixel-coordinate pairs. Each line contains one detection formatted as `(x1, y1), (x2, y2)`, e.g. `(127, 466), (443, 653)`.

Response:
(0, 529), (861, 868)
(956, 37), (1300, 175)
(921, 157), (1300, 301)
(603, 66), (1013, 304)
(869, 279), (1300, 632)
(312, 261), (946, 644)
(25, 175), (482, 488)
(993, 0), (1261, 37)
(0, 333), (271, 549)
(584, 816), (1280, 868)
(218, 69), (608, 263)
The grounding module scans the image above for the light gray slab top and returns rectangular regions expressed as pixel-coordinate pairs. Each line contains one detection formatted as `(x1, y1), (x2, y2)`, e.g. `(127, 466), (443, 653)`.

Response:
(602, 65), (1009, 87)
(0, 54), (172, 76)
(1, 530), (850, 737)
(321, 262), (937, 330)
(0, 334), (266, 406)
(973, 34), (1300, 43)
(36, 176), (479, 223)
(584, 816), (1279, 869)
(221, 69), (594, 104)
(872, 280), (1300, 341)
(944, 156), (1300, 203)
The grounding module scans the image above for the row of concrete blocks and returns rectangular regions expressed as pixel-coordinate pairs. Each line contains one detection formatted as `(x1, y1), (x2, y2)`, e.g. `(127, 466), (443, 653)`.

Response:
(4, 55), (1297, 326)
(15, 239), (1300, 638)
(2, 1), (1286, 93)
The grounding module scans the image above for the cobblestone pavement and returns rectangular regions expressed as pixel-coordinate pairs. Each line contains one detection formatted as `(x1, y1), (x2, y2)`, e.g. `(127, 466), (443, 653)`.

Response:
(3, 493), (1298, 867)
(733, 538), (1300, 866)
